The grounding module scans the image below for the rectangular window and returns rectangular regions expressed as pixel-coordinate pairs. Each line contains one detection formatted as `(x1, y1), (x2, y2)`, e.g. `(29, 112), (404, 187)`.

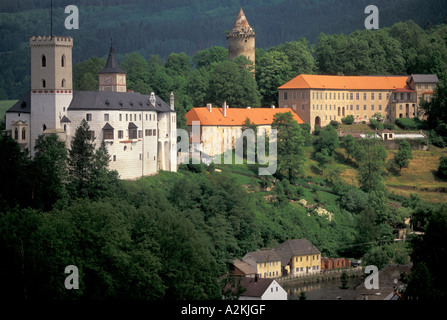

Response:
(379, 105), (382, 110)
(119, 114), (122, 121)
(126, 114), (128, 121)
(301, 104), (305, 110)
(386, 93), (390, 100)
(371, 105), (374, 111)
(103, 129), (113, 140)
(86, 113), (92, 121)
(356, 105), (359, 111)
(118, 130), (123, 139)
(363, 93), (367, 100)
(104, 114), (109, 121)
(350, 93), (353, 100)
(293, 92), (297, 99)
(379, 93), (382, 100)
(301, 91), (306, 99)
(145, 129), (150, 136)
(364, 105), (367, 110)
(371, 93), (375, 100)
(113, 155), (116, 162)
(284, 92), (288, 100)
(356, 93), (359, 100)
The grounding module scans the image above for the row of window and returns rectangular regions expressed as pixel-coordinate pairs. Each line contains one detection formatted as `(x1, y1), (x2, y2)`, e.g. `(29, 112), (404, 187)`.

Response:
(41, 79), (67, 88)
(13, 127), (26, 140)
(41, 54), (65, 68)
(295, 265), (319, 272)
(86, 113), (172, 123)
(258, 261), (280, 269)
(111, 153), (157, 162)
(295, 255), (319, 263)
(284, 91), (415, 101)
(103, 128), (160, 140)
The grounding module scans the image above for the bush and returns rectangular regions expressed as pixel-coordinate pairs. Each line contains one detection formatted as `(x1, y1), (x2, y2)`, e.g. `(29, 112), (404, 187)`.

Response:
(330, 120), (340, 128)
(438, 156), (447, 179)
(395, 118), (420, 130)
(384, 123), (394, 130)
(341, 115), (354, 125)
(370, 118), (384, 130)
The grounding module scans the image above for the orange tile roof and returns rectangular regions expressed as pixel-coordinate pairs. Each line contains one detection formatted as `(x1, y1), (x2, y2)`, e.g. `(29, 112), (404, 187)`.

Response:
(186, 107), (304, 126)
(278, 74), (411, 91)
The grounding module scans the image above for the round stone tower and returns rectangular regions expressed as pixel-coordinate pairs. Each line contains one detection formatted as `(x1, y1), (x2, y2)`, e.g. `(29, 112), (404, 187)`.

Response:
(226, 8), (256, 68)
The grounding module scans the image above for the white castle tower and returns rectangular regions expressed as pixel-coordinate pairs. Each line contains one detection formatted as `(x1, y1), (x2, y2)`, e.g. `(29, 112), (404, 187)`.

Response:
(29, 35), (73, 154)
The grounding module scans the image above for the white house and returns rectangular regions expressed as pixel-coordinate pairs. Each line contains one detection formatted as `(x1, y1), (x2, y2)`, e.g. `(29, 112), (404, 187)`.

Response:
(226, 277), (287, 300)
(5, 35), (177, 180)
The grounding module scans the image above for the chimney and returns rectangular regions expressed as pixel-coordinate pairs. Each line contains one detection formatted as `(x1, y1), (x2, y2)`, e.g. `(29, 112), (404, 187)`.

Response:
(150, 92), (156, 107)
(223, 101), (227, 118)
(206, 103), (212, 113)
(170, 92), (175, 110)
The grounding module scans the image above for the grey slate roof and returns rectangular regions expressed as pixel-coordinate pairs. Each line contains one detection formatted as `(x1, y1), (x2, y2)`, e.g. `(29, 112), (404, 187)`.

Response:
(243, 250), (281, 263)
(408, 74), (439, 83)
(6, 93), (31, 113)
(238, 278), (273, 298)
(99, 45), (126, 74)
(273, 239), (320, 266)
(67, 91), (174, 113)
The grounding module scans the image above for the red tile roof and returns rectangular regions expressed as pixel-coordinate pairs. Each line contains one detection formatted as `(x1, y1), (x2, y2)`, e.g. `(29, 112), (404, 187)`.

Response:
(279, 74), (412, 91)
(186, 107), (304, 126)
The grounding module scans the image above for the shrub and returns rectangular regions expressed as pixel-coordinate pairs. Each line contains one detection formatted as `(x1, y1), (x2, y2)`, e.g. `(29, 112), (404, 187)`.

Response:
(395, 118), (420, 130)
(370, 118), (384, 130)
(438, 156), (447, 179)
(341, 115), (354, 125)
(384, 123), (394, 130)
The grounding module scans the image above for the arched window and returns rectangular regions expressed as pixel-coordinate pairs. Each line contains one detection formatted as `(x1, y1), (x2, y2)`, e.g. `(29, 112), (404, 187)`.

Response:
(42, 79), (46, 88)
(42, 124), (47, 132)
(61, 79), (66, 88)
(42, 55), (46, 67)
(22, 127), (26, 140)
(14, 128), (18, 140)
(61, 54), (65, 67)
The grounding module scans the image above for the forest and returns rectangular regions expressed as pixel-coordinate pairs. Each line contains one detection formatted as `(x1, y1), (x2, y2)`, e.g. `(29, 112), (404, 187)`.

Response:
(1, 0), (447, 100)
(0, 108), (446, 300)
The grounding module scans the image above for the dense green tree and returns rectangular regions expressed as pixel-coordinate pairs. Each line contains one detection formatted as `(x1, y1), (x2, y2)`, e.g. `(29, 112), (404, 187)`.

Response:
(208, 60), (260, 108)
(73, 57), (106, 91)
(256, 51), (293, 106)
(121, 52), (152, 94)
(405, 206), (447, 300)
(272, 111), (306, 182)
(270, 39), (317, 76)
(193, 46), (228, 70)
(393, 140), (413, 173)
(314, 125), (340, 156)
(31, 134), (69, 210)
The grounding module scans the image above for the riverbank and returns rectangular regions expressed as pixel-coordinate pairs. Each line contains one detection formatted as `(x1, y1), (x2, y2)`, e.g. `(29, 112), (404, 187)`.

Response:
(277, 268), (364, 300)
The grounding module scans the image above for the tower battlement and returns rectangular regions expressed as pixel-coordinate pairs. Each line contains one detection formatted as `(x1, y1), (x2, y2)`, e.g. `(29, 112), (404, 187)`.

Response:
(30, 36), (73, 47)
(226, 8), (256, 68)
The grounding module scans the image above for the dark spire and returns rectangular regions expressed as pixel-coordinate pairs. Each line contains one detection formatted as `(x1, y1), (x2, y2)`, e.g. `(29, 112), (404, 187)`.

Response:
(99, 42), (126, 74)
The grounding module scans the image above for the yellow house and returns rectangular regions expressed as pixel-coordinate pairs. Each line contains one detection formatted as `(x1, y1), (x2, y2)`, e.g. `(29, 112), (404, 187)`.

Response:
(273, 239), (321, 276)
(242, 250), (282, 279)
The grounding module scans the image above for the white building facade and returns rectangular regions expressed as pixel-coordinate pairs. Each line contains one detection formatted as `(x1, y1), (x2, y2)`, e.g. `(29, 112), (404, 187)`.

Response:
(5, 36), (177, 180)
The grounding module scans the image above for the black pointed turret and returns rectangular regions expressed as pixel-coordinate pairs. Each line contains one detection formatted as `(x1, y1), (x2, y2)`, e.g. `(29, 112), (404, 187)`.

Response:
(99, 43), (126, 74)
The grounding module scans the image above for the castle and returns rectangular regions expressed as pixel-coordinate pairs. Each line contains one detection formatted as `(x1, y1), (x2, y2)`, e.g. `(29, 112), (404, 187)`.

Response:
(5, 36), (177, 180)
(226, 8), (256, 68)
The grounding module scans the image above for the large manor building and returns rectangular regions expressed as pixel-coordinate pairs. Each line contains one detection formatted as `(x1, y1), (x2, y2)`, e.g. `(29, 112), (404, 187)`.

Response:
(278, 73), (438, 130)
(5, 36), (177, 180)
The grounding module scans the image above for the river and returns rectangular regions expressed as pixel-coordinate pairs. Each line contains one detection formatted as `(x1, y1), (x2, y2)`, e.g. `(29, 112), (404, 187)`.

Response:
(284, 277), (363, 300)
